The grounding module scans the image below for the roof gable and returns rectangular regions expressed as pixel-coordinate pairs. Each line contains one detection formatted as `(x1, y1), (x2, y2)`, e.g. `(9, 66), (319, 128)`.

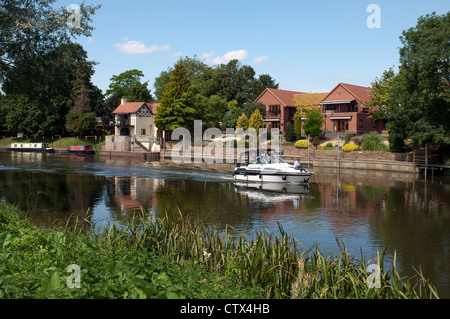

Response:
(254, 88), (306, 106)
(113, 102), (149, 114)
(321, 83), (370, 105)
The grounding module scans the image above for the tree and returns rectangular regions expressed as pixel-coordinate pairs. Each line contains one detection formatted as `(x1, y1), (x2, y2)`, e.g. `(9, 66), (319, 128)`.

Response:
(0, 43), (101, 135)
(0, 0), (100, 83)
(368, 67), (396, 121)
(153, 56), (210, 101)
(379, 12), (450, 151)
(65, 111), (97, 136)
(154, 60), (192, 131)
(294, 112), (302, 140)
(285, 122), (296, 142)
(236, 113), (249, 130)
(303, 109), (324, 138)
(106, 69), (153, 102)
(249, 109), (264, 135)
(294, 93), (324, 114)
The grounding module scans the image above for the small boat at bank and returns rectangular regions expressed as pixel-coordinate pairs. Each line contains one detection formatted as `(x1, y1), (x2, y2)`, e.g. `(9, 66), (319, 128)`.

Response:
(68, 145), (95, 155)
(7, 142), (54, 153)
(233, 149), (312, 184)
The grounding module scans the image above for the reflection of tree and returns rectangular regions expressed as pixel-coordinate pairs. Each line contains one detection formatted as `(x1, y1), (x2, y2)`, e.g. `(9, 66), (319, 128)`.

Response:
(0, 170), (104, 227)
(154, 180), (255, 229)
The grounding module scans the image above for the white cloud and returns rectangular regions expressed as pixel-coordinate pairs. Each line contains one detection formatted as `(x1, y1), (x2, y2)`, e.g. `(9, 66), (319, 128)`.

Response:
(202, 50), (248, 65)
(253, 56), (269, 64)
(115, 40), (170, 54)
(173, 51), (185, 57)
(201, 51), (215, 62)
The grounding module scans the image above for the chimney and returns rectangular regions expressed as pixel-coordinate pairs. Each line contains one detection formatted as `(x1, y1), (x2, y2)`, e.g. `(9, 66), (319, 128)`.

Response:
(121, 96), (127, 105)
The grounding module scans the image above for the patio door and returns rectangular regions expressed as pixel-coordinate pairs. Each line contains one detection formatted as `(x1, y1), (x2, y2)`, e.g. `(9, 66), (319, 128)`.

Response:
(335, 120), (349, 133)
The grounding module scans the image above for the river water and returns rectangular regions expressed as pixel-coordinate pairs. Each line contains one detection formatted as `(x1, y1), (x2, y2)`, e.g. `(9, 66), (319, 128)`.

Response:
(0, 151), (449, 298)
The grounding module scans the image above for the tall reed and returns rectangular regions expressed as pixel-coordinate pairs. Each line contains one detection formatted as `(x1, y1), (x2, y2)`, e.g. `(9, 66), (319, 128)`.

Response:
(120, 209), (439, 299)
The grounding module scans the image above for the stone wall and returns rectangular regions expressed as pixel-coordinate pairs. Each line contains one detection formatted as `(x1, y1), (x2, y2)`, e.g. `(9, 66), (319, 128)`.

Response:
(281, 145), (413, 162)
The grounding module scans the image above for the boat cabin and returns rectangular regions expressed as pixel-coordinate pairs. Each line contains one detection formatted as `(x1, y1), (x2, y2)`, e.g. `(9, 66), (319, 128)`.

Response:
(7, 143), (54, 153)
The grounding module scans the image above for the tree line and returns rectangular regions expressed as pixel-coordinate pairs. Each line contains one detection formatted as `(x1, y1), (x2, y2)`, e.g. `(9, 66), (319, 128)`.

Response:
(0, 1), (448, 154)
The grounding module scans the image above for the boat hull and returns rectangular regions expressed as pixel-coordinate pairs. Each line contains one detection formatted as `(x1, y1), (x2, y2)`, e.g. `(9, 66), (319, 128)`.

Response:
(233, 168), (311, 184)
(7, 148), (54, 153)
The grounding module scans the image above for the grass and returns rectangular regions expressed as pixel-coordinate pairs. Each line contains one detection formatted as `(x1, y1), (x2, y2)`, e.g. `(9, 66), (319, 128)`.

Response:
(0, 136), (105, 149)
(0, 202), (440, 299)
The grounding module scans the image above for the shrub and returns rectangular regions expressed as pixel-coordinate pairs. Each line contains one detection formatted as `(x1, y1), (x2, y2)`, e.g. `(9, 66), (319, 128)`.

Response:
(361, 132), (388, 151)
(286, 123), (296, 142)
(342, 142), (358, 152)
(295, 139), (312, 148)
(321, 142), (333, 150)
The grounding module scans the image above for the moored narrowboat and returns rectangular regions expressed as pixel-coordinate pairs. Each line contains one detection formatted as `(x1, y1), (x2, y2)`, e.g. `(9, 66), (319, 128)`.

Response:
(68, 145), (95, 155)
(7, 143), (54, 153)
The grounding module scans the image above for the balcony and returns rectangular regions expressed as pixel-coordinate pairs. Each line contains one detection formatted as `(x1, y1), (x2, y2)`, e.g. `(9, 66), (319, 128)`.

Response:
(115, 119), (134, 127)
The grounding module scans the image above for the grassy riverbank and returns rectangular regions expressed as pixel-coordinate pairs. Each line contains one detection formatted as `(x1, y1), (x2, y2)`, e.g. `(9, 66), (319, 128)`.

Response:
(0, 202), (439, 299)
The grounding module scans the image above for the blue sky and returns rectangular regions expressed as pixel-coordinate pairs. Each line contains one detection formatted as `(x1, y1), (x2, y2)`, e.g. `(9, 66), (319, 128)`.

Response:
(59, 0), (449, 95)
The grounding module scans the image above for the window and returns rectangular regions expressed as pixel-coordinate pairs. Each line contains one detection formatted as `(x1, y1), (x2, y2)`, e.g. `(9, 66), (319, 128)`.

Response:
(269, 105), (281, 116)
(141, 129), (146, 135)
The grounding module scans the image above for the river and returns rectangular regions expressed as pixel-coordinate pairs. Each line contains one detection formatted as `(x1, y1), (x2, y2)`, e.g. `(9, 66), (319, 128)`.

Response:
(0, 151), (449, 298)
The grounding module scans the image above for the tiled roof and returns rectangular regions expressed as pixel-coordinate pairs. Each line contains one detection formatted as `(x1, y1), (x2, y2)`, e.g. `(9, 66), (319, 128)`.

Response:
(149, 103), (160, 115)
(112, 102), (160, 115)
(255, 88), (306, 106)
(112, 102), (147, 114)
(255, 88), (328, 106)
(328, 83), (371, 104)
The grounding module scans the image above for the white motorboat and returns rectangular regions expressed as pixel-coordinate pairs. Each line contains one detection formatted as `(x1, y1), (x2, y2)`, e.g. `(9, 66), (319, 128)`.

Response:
(233, 149), (312, 184)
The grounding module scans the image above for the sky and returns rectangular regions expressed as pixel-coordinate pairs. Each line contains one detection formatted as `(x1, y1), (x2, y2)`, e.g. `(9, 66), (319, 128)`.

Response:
(58, 0), (449, 95)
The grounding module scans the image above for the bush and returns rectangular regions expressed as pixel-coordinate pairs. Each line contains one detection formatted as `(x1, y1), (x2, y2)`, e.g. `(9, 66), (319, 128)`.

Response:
(295, 139), (312, 148)
(342, 142), (358, 152)
(361, 132), (388, 151)
(285, 123), (296, 142)
(321, 142), (333, 150)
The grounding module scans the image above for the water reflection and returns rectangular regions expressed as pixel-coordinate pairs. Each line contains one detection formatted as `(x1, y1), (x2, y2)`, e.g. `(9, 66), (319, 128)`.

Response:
(0, 151), (449, 297)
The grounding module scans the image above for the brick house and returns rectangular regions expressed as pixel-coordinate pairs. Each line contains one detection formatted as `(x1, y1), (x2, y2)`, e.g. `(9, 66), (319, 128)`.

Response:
(319, 82), (387, 136)
(254, 84), (387, 137)
(253, 88), (327, 133)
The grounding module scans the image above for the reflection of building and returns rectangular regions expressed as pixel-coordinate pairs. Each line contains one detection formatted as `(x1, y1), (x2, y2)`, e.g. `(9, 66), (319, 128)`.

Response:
(112, 176), (161, 213)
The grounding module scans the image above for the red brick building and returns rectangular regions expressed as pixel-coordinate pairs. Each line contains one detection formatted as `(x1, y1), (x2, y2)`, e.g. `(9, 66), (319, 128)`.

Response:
(254, 83), (387, 137)
(319, 82), (387, 136)
(254, 88), (327, 133)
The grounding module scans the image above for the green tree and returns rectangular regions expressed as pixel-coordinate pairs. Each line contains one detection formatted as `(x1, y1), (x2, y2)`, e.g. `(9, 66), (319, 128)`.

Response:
(285, 122), (296, 142)
(368, 67), (396, 121)
(0, 0), (100, 82)
(153, 56), (210, 101)
(294, 112), (302, 140)
(384, 12), (450, 151)
(236, 113), (249, 130)
(0, 43), (101, 135)
(154, 60), (192, 131)
(303, 109), (324, 138)
(65, 110), (97, 135)
(106, 69), (153, 102)
(248, 109), (264, 135)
